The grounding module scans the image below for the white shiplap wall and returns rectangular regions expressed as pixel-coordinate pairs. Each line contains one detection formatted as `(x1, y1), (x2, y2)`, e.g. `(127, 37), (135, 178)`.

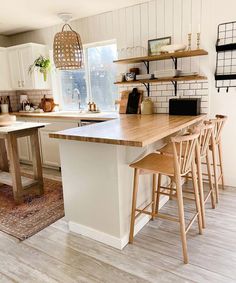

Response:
(9, 0), (209, 113)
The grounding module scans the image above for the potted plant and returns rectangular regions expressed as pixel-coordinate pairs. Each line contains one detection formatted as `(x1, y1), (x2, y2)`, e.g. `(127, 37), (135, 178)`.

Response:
(29, 55), (51, 82)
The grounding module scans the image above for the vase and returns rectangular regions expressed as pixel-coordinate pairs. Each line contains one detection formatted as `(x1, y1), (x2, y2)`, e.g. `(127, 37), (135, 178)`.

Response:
(43, 70), (47, 82)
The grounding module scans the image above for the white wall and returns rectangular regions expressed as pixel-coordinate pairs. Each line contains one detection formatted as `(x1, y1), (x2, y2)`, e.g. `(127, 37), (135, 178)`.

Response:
(5, 0), (236, 186)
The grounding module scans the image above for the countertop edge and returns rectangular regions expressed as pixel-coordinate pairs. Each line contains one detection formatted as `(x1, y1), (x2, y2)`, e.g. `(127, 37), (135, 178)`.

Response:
(50, 114), (206, 147)
(49, 132), (143, 147)
(12, 112), (118, 121)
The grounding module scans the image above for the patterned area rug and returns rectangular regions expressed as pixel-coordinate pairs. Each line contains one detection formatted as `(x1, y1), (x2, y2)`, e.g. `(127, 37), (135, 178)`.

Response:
(0, 177), (64, 240)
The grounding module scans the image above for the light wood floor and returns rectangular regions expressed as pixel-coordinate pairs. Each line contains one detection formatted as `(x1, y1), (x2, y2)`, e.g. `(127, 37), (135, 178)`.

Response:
(0, 165), (236, 282)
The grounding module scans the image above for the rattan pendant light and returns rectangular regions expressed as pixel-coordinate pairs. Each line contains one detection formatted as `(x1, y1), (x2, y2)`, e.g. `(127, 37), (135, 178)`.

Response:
(53, 13), (83, 70)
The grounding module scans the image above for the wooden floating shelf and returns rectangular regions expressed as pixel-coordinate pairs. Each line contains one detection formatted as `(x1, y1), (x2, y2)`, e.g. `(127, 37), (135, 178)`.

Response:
(114, 75), (207, 85)
(113, 49), (208, 64)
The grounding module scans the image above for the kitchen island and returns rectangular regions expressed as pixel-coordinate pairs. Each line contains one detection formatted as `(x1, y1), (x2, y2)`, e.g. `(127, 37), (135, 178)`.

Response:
(0, 121), (45, 203)
(50, 114), (205, 249)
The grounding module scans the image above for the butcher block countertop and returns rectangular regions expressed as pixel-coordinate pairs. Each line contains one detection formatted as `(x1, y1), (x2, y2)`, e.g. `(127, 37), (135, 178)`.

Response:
(50, 114), (206, 147)
(12, 111), (119, 121)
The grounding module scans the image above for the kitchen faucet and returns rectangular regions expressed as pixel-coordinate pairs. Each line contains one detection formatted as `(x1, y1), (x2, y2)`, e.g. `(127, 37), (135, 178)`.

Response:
(73, 88), (81, 111)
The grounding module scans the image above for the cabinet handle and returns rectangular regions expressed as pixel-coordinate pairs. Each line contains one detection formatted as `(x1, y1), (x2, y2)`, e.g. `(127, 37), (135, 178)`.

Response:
(18, 80), (21, 87)
(21, 80), (25, 87)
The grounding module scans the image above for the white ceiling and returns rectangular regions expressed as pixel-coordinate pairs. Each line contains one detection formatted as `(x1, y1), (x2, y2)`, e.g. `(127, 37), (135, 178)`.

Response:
(0, 0), (148, 36)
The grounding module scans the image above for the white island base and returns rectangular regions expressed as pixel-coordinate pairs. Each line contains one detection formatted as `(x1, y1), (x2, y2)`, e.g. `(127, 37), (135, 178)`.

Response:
(59, 139), (167, 249)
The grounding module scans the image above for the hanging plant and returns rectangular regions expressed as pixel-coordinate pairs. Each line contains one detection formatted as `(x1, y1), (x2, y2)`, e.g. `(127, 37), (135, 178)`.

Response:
(29, 55), (51, 82)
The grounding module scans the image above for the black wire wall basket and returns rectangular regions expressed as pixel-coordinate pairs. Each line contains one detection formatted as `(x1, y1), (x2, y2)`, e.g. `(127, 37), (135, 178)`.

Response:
(215, 21), (236, 92)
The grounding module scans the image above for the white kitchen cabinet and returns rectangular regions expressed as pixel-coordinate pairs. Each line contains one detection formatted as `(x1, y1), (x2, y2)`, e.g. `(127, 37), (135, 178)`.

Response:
(39, 130), (60, 167)
(16, 117), (78, 168)
(39, 121), (78, 168)
(17, 137), (32, 162)
(8, 43), (51, 90)
(0, 48), (11, 90)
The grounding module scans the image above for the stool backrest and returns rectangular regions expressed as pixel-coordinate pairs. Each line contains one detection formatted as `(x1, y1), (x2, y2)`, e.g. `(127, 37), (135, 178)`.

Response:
(192, 123), (214, 157)
(171, 133), (200, 176)
(210, 114), (227, 144)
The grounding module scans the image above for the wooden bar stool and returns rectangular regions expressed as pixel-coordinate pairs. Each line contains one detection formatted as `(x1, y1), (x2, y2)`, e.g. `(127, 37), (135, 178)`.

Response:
(158, 123), (216, 228)
(129, 133), (202, 264)
(206, 115), (227, 203)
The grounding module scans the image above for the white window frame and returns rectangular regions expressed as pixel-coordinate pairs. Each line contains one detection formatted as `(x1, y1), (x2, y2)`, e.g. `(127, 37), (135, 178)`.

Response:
(51, 39), (117, 111)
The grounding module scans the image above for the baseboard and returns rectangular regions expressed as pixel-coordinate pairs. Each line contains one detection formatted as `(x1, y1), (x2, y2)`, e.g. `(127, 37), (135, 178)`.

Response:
(68, 195), (169, 250)
(69, 221), (124, 249)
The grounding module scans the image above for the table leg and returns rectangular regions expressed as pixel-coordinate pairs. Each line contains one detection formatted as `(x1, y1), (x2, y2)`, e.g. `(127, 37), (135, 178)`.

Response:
(0, 139), (9, 172)
(6, 134), (23, 203)
(30, 130), (44, 195)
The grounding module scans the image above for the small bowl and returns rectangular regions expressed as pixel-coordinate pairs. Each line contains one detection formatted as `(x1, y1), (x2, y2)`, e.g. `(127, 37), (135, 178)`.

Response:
(125, 72), (136, 81)
(0, 114), (16, 127)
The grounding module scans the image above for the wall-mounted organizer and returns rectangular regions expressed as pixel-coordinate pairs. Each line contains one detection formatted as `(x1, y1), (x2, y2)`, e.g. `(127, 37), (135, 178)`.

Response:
(215, 21), (236, 92)
(114, 49), (208, 97)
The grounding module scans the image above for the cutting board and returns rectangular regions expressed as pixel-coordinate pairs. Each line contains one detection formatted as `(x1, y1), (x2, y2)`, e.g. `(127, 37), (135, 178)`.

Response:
(119, 90), (143, 114)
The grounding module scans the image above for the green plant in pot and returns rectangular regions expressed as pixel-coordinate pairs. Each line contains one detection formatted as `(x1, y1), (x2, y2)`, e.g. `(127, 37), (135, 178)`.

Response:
(29, 55), (51, 82)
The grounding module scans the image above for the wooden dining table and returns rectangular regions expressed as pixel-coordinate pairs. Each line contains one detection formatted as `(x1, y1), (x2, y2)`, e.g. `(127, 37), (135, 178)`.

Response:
(0, 121), (46, 203)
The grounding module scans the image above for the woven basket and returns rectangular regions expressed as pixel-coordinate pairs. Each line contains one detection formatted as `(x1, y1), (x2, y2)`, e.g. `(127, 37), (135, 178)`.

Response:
(53, 24), (83, 70)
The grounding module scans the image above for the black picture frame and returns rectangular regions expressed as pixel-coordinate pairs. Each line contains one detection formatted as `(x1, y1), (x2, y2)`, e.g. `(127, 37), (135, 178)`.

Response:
(148, 36), (171, 56)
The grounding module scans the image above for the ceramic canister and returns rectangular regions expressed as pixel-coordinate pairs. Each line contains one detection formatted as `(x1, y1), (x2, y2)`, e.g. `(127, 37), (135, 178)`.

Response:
(141, 98), (153, 115)
(1, 104), (9, 114)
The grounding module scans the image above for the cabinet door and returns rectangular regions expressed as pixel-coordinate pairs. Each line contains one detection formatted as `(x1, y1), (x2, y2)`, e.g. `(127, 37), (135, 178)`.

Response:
(40, 130), (60, 167)
(19, 46), (34, 89)
(8, 49), (22, 89)
(0, 50), (11, 90)
(17, 136), (32, 162)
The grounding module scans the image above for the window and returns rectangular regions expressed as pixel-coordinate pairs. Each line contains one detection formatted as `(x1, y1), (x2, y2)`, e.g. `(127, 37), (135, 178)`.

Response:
(59, 41), (117, 111)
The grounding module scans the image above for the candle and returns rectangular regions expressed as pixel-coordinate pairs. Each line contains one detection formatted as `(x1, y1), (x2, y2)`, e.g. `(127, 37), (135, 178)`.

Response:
(198, 24), (201, 33)
(188, 24), (192, 34)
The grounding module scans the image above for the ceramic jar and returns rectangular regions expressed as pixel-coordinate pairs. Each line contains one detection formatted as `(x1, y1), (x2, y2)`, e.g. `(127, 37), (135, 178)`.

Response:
(141, 98), (153, 115)
(1, 104), (9, 114)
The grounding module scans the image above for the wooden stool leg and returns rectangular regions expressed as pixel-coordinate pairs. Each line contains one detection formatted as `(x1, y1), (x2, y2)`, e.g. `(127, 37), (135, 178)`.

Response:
(218, 142), (225, 190)
(169, 179), (174, 200)
(155, 173), (161, 214)
(30, 130), (44, 195)
(206, 150), (216, 209)
(129, 168), (139, 244)
(211, 137), (219, 203)
(191, 161), (203, 235)
(152, 174), (157, 220)
(195, 144), (206, 228)
(6, 135), (23, 203)
(175, 173), (188, 264)
(0, 139), (9, 172)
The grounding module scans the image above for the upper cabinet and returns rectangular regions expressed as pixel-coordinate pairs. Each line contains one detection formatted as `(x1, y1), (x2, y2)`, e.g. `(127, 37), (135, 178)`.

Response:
(0, 48), (12, 91)
(7, 43), (51, 90)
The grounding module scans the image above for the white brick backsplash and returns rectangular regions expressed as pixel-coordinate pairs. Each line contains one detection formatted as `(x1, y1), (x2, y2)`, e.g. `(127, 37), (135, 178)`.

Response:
(162, 90), (174, 96)
(156, 84), (167, 91)
(154, 102), (162, 108)
(156, 97), (167, 102)
(202, 82), (208, 89)
(178, 84), (190, 90)
(201, 101), (209, 108)
(190, 83), (199, 89)
(120, 80), (209, 115)
(161, 102), (169, 108)
(156, 108), (168, 113)
(196, 89), (208, 95)
(184, 89), (195, 96)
